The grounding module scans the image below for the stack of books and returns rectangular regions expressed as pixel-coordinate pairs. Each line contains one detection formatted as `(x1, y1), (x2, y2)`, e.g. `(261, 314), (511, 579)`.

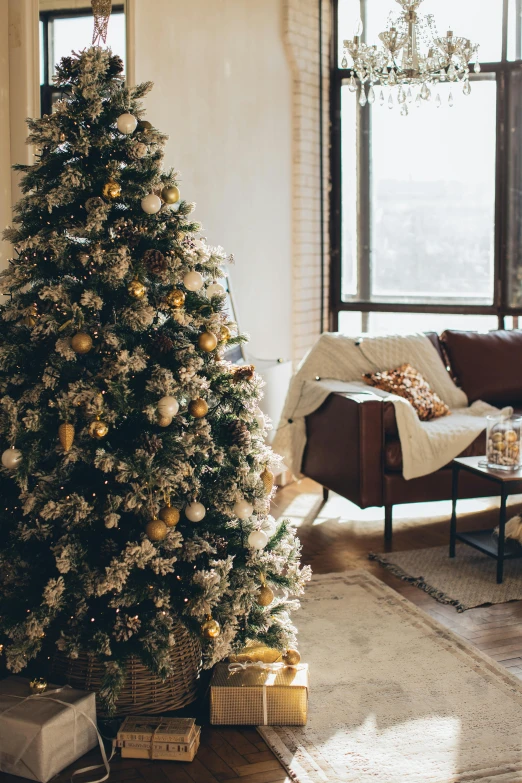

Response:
(116, 716), (200, 761)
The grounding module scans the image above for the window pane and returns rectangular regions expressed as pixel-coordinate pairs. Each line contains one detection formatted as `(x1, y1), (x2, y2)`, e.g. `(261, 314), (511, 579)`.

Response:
(341, 86), (357, 299)
(40, 20), (45, 85)
(507, 68), (522, 308)
(364, 0), (502, 64)
(367, 312), (499, 335)
(338, 0), (361, 65)
(52, 13), (126, 74)
(507, 0), (521, 61)
(338, 310), (363, 335)
(369, 78), (496, 306)
(338, 311), (500, 336)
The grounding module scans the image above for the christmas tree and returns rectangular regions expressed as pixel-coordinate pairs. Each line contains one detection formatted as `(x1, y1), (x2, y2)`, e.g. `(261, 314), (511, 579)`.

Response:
(0, 48), (310, 711)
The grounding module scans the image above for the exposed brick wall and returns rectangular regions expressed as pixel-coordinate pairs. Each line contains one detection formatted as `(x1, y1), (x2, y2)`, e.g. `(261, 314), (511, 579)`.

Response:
(283, 0), (331, 362)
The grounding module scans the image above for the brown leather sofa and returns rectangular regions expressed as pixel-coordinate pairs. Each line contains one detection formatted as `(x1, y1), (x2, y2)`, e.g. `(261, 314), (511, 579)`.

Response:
(302, 330), (522, 541)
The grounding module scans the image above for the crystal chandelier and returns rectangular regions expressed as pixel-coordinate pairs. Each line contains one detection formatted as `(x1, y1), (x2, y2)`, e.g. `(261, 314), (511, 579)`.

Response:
(342, 0), (480, 114)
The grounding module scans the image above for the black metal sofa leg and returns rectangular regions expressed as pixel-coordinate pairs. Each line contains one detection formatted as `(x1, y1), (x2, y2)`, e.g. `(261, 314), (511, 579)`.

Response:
(384, 505), (393, 542)
(322, 487), (329, 502)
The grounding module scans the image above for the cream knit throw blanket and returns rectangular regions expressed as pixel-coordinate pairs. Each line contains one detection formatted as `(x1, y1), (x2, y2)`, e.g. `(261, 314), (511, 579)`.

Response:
(273, 333), (498, 481)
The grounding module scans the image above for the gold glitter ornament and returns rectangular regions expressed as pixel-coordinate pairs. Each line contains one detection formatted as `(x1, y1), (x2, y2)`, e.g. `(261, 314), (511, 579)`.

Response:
(158, 415), (172, 427)
(89, 418), (109, 439)
(261, 469), (275, 494)
(283, 649), (301, 666)
(138, 120), (153, 134)
(71, 332), (93, 354)
(29, 678), (48, 695)
(146, 517), (168, 541)
(188, 398), (208, 418)
(201, 616), (221, 639)
(221, 325), (231, 342)
(58, 423), (75, 452)
(158, 505), (180, 527)
(165, 288), (185, 309)
(161, 185), (180, 204)
(256, 585), (274, 607)
(102, 179), (121, 200)
(198, 332), (218, 352)
(128, 279), (147, 299)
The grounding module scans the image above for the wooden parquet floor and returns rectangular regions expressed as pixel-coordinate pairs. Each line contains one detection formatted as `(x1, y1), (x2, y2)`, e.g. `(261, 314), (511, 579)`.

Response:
(2, 479), (522, 783)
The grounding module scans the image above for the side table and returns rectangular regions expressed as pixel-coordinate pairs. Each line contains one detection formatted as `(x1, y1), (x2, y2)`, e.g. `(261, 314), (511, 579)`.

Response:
(450, 456), (522, 584)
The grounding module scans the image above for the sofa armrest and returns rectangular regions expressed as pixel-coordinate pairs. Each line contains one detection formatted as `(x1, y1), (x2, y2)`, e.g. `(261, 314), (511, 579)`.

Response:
(302, 392), (385, 508)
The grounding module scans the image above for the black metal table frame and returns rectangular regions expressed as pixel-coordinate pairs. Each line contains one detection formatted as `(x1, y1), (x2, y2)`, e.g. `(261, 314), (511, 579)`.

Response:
(450, 460), (515, 584)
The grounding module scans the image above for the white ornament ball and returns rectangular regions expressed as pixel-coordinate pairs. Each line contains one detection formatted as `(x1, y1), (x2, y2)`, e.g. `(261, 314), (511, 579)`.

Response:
(158, 396), (179, 418)
(183, 271), (204, 292)
(248, 529), (269, 550)
(254, 408), (266, 430)
(117, 113), (138, 134)
(261, 515), (277, 537)
(141, 194), (162, 214)
(233, 499), (254, 520)
(185, 502), (206, 522)
(1, 447), (22, 470)
(206, 282), (226, 298)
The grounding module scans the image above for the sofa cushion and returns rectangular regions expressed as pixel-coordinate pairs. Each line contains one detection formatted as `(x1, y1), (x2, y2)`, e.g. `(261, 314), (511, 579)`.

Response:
(363, 363), (451, 421)
(441, 330), (522, 405)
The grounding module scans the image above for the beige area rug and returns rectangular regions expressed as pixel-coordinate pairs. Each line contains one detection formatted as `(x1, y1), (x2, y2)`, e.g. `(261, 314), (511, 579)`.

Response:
(370, 543), (522, 612)
(259, 571), (522, 783)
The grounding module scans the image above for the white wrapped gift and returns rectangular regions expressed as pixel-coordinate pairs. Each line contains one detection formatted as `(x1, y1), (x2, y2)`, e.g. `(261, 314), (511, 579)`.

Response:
(0, 677), (100, 782)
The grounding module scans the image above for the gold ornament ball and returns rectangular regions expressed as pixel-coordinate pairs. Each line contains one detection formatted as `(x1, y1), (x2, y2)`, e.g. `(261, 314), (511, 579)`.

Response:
(159, 505), (180, 527)
(161, 185), (180, 204)
(128, 279), (147, 299)
(165, 289), (186, 309)
(146, 518), (168, 541)
(283, 649), (301, 666)
(188, 398), (209, 418)
(201, 618), (221, 639)
(256, 585), (274, 607)
(58, 423), (75, 452)
(89, 419), (109, 440)
(198, 332), (218, 352)
(221, 325), (231, 342)
(102, 180), (121, 200)
(29, 678), (48, 695)
(71, 332), (93, 354)
(261, 469), (275, 495)
(158, 415), (172, 427)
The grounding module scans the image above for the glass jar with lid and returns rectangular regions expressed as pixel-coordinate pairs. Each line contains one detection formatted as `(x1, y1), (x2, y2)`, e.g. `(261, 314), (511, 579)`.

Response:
(486, 410), (522, 470)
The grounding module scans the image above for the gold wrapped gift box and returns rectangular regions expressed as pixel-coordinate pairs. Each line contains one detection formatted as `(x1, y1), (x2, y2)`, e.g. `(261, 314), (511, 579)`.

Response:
(210, 662), (308, 726)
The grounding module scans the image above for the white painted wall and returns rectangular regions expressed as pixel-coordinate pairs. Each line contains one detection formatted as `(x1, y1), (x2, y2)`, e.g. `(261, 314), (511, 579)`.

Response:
(133, 0), (293, 360)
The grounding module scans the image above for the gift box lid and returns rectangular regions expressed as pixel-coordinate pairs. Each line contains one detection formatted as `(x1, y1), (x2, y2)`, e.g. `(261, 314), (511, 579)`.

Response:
(0, 677), (95, 729)
(118, 716), (197, 743)
(211, 663), (309, 689)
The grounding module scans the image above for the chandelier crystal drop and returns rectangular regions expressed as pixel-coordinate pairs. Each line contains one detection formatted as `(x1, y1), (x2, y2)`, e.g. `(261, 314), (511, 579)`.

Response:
(342, 0), (480, 112)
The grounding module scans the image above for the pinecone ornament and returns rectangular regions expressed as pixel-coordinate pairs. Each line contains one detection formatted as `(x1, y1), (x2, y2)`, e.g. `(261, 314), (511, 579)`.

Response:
(142, 433), (163, 455)
(232, 365), (255, 383)
(143, 249), (167, 274)
(115, 220), (141, 248)
(154, 333), (174, 353)
(227, 420), (251, 448)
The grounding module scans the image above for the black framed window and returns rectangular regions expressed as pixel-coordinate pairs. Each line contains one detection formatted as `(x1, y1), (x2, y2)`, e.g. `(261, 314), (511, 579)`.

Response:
(40, 5), (125, 116)
(330, 0), (522, 334)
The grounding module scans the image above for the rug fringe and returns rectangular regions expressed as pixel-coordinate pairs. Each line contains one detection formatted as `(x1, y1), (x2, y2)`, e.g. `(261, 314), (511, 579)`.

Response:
(368, 552), (469, 613)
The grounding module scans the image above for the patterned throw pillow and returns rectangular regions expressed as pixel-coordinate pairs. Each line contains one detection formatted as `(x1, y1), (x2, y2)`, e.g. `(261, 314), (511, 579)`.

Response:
(363, 363), (451, 421)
